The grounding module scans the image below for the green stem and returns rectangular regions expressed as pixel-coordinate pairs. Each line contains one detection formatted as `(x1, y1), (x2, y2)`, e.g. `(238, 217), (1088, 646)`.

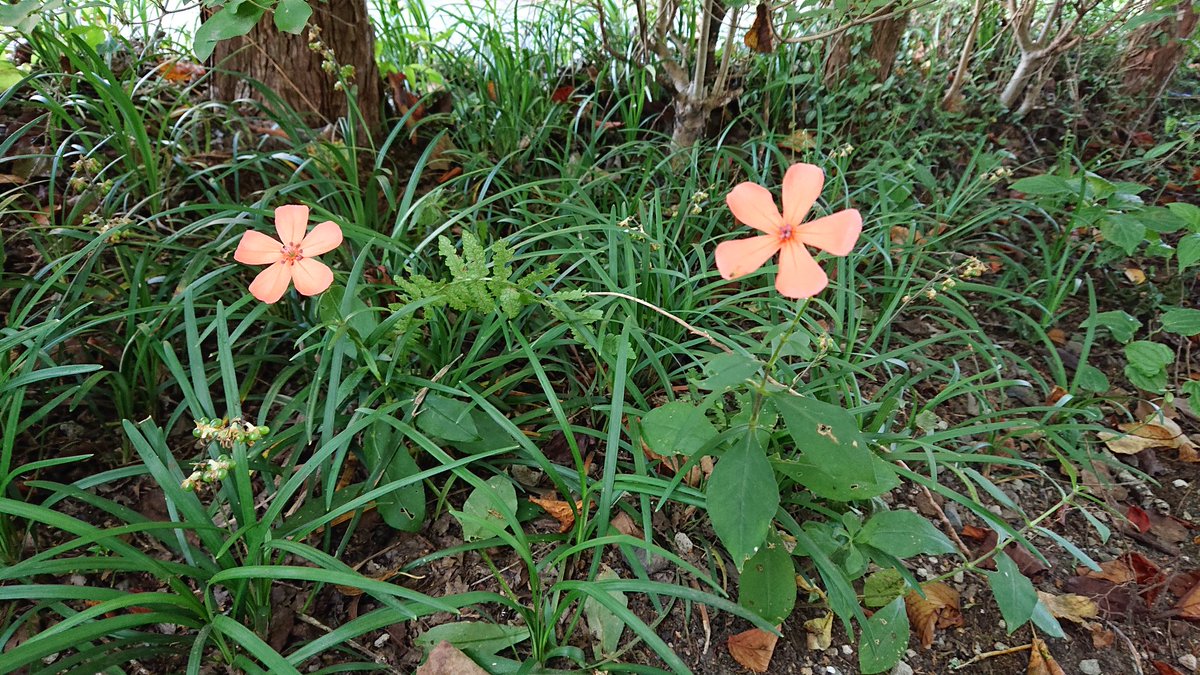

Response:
(749, 298), (811, 427)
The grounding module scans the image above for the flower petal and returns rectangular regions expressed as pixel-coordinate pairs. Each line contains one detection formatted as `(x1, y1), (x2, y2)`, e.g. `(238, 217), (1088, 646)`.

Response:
(781, 163), (824, 227)
(715, 235), (782, 281)
(291, 258), (334, 296)
(796, 209), (862, 256)
(248, 261), (293, 304)
(775, 240), (828, 299)
(234, 230), (283, 265)
(300, 220), (343, 257)
(726, 182), (782, 234)
(274, 205), (310, 245)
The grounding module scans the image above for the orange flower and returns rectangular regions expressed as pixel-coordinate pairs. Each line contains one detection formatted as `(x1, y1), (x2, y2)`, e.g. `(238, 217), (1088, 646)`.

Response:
(715, 163), (862, 298)
(234, 205), (343, 304)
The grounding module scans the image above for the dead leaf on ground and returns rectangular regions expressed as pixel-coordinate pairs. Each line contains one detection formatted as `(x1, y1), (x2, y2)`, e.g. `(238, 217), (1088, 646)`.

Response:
(961, 527), (1050, 576)
(905, 582), (963, 648)
(1047, 328), (1068, 346)
(529, 496), (587, 533)
(1037, 591), (1099, 624)
(1126, 505), (1152, 533)
(415, 641), (488, 675)
(610, 511), (644, 538)
(1027, 637), (1066, 675)
(1045, 385), (1069, 406)
(727, 626), (779, 673)
(1174, 577), (1200, 620)
(1088, 621), (1115, 648)
(804, 612), (833, 650)
(1099, 417), (1199, 462)
(1125, 268), (1147, 285)
(1151, 661), (1187, 675)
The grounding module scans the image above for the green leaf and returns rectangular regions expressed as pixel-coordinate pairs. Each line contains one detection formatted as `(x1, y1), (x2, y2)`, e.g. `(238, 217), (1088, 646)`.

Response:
(1011, 174), (1073, 196)
(857, 510), (957, 559)
(583, 566), (627, 657)
(858, 596), (909, 674)
(457, 475), (516, 542)
(737, 532), (796, 623)
(362, 422), (425, 532)
(1125, 340), (1173, 375)
(1178, 234), (1200, 270)
(416, 394), (479, 442)
(1183, 379), (1200, 402)
(772, 394), (898, 501)
(273, 0), (312, 33)
(1075, 363), (1109, 393)
(986, 551), (1037, 632)
(1030, 597), (1065, 638)
(1081, 310), (1141, 343)
(699, 352), (760, 391)
(0, 60), (24, 92)
(194, 2), (264, 61)
(863, 568), (907, 608)
(1162, 308), (1200, 337)
(1125, 364), (1168, 393)
(1168, 202), (1200, 231)
(641, 401), (718, 457)
(707, 435), (778, 571)
(415, 621), (529, 655)
(1099, 214), (1146, 256)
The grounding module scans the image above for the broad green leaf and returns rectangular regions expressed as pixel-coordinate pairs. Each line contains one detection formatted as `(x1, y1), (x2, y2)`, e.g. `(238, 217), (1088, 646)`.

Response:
(857, 510), (956, 559)
(1168, 202), (1200, 231)
(1125, 340), (1173, 375)
(699, 352), (761, 391)
(1099, 214), (1145, 256)
(1183, 379), (1200, 402)
(707, 435), (778, 571)
(858, 596), (909, 674)
(863, 568), (907, 608)
(194, 1), (265, 61)
(1081, 310), (1141, 343)
(986, 551), (1037, 632)
(457, 475), (516, 542)
(583, 566), (627, 657)
(1075, 363), (1109, 393)
(1178, 234), (1200, 270)
(1125, 364), (1167, 393)
(416, 394), (479, 442)
(737, 532), (796, 623)
(362, 422), (425, 532)
(1030, 597), (1065, 638)
(273, 0), (312, 33)
(1162, 308), (1200, 337)
(772, 394), (898, 501)
(0, 61), (24, 92)
(641, 401), (718, 457)
(415, 621), (529, 655)
(1011, 174), (1073, 197)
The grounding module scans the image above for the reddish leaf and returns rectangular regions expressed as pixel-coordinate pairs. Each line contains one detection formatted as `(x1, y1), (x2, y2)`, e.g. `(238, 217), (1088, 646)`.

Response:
(550, 86), (575, 103)
(905, 582), (963, 648)
(1126, 505), (1152, 533)
(1027, 637), (1066, 675)
(415, 641), (487, 675)
(1151, 661), (1186, 675)
(727, 627), (779, 673)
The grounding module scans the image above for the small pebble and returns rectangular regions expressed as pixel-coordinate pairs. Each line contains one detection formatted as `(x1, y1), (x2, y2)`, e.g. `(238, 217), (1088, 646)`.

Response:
(1079, 658), (1102, 675)
(953, 571), (964, 584)
(890, 663), (914, 675)
(1181, 653), (1197, 671)
(906, 649), (917, 659)
(801, 669), (813, 675)
(987, 504), (1003, 516)
(1175, 479), (1190, 489)
(994, 642), (1008, 651)
(841, 645), (852, 655)
(998, 620), (1006, 630)
(917, 567), (931, 579)
(674, 532), (693, 555)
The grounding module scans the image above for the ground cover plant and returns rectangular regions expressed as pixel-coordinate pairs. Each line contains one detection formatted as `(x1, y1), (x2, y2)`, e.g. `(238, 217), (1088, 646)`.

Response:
(1, 0), (1199, 672)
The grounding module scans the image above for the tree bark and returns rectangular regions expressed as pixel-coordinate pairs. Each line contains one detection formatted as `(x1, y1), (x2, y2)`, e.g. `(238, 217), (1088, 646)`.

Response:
(208, 0), (382, 139)
(941, 0), (988, 110)
(1118, 2), (1198, 113)
(867, 7), (909, 82)
(822, 29), (856, 87)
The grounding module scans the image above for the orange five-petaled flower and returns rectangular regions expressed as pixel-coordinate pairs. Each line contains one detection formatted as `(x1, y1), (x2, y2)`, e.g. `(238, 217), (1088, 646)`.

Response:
(234, 205), (343, 304)
(715, 163), (862, 298)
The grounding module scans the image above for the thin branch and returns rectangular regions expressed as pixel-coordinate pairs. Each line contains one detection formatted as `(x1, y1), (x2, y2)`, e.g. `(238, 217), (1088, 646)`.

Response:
(776, 0), (937, 45)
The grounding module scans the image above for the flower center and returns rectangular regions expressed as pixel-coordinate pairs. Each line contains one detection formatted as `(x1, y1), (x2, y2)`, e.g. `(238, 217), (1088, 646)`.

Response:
(281, 242), (304, 265)
(779, 225), (795, 242)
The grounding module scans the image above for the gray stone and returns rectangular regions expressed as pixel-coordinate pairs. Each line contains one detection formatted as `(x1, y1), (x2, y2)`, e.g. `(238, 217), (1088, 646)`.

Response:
(1180, 653), (1197, 672)
(1079, 659), (1102, 675)
(890, 662), (914, 675)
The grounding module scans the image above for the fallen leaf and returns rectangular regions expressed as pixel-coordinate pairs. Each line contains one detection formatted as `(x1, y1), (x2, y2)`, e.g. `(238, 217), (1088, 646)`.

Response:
(550, 86), (575, 103)
(1027, 637), (1066, 675)
(1125, 268), (1147, 285)
(1045, 385), (1068, 406)
(1175, 578), (1200, 620)
(415, 641), (488, 675)
(727, 626), (779, 673)
(905, 582), (963, 648)
(1088, 621), (1115, 648)
(1151, 661), (1186, 675)
(1037, 591), (1099, 624)
(156, 60), (205, 83)
(1147, 511), (1194, 544)
(1126, 505), (1152, 533)
(529, 496), (586, 533)
(1047, 328), (1068, 346)
(1101, 417), (1199, 462)
(610, 511), (644, 538)
(961, 527), (1049, 576)
(804, 612), (833, 650)
(743, 2), (774, 53)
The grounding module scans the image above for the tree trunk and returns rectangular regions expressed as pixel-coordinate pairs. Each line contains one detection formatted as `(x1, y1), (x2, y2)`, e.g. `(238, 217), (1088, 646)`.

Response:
(941, 0), (988, 111)
(867, 8), (909, 82)
(1118, 3), (1198, 113)
(999, 51), (1037, 109)
(208, 0), (382, 139)
(822, 30), (856, 87)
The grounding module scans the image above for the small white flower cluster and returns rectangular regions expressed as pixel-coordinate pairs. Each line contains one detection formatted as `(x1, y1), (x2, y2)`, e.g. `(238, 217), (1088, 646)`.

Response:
(193, 417), (269, 448)
(829, 144), (855, 160)
(958, 256), (988, 278)
(181, 455), (235, 491)
(981, 166), (1013, 183)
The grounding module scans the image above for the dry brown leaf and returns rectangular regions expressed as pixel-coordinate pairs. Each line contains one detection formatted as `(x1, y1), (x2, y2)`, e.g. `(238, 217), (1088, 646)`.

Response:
(610, 511), (644, 538)
(1175, 579), (1200, 620)
(1027, 637), (1066, 675)
(1125, 268), (1147, 284)
(803, 612), (833, 651)
(0, 174), (27, 185)
(1101, 417), (1199, 461)
(1047, 328), (1068, 346)
(779, 129), (815, 152)
(1037, 591), (1099, 624)
(529, 496), (586, 533)
(1081, 557), (1137, 584)
(727, 626), (779, 673)
(905, 582), (963, 648)
(415, 641), (488, 675)
(1045, 385), (1069, 406)
(743, 2), (774, 53)
(1087, 621), (1115, 648)
(1151, 661), (1187, 675)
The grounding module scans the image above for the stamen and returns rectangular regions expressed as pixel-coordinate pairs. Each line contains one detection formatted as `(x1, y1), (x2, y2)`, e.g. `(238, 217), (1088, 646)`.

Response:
(779, 225), (794, 242)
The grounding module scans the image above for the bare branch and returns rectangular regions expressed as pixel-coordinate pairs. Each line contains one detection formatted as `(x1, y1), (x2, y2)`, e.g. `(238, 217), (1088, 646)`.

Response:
(776, 0), (936, 45)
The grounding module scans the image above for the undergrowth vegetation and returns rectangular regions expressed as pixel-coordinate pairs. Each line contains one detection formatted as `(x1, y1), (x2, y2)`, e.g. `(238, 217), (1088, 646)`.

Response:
(1, 0), (1199, 673)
